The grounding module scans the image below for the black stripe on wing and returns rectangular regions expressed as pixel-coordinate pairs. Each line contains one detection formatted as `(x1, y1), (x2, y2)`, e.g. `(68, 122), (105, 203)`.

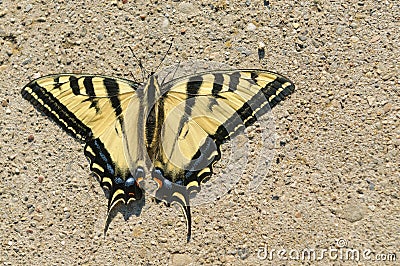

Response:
(84, 138), (143, 211)
(22, 80), (92, 140)
(21, 75), (143, 212)
(185, 72), (295, 186)
(212, 73), (295, 142)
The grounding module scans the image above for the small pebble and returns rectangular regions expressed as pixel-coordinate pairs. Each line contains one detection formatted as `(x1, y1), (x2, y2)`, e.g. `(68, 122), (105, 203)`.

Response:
(238, 248), (249, 259)
(0, 8), (8, 17)
(97, 33), (104, 41)
(25, 4), (32, 12)
(22, 58), (32, 65)
(139, 14), (146, 20)
(36, 17), (46, 22)
(171, 254), (193, 266)
(368, 182), (375, 191)
(5, 107), (11, 114)
(178, 2), (198, 15)
(292, 22), (300, 29)
(237, 47), (252, 56)
(382, 102), (392, 113)
(350, 36), (359, 43)
(367, 96), (375, 106)
(336, 25), (344, 35)
(15, 168), (20, 174)
(350, 22), (358, 28)
(246, 22), (257, 31)
(32, 215), (43, 221)
(365, 71), (373, 78)
(28, 134), (34, 142)
(370, 35), (380, 43)
(161, 18), (170, 29)
(180, 28), (186, 34)
(382, 74), (392, 81)
(340, 203), (365, 222)
(298, 35), (307, 41)
(38, 175), (44, 183)
(245, 0), (251, 7)
(32, 72), (41, 79)
(295, 41), (305, 51)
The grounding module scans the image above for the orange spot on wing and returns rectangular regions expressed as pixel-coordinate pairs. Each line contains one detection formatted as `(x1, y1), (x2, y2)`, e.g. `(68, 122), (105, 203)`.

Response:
(154, 178), (163, 188)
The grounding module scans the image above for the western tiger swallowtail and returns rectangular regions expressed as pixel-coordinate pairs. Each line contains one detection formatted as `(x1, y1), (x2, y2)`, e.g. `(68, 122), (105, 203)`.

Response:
(21, 66), (294, 240)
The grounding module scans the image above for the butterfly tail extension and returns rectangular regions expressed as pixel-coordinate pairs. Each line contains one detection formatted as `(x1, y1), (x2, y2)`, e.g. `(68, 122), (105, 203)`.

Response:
(104, 177), (143, 216)
(184, 205), (192, 242)
(152, 169), (193, 241)
(84, 139), (143, 216)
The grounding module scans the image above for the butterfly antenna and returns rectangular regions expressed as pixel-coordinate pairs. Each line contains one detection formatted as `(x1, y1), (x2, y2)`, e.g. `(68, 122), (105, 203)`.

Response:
(153, 40), (173, 75)
(129, 70), (140, 84)
(160, 60), (181, 86)
(128, 46), (148, 83)
(171, 60), (180, 80)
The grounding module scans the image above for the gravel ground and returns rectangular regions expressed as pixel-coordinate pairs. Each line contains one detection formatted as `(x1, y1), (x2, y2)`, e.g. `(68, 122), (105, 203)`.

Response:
(1, 0), (399, 265)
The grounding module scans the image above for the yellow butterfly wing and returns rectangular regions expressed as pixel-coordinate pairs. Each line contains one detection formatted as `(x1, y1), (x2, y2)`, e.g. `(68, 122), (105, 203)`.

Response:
(149, 70), (295, 239)
(22, 74), (143, 211)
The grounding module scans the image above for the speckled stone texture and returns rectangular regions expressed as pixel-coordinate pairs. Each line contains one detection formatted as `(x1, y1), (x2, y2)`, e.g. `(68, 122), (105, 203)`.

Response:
(0, 0), (398, 265)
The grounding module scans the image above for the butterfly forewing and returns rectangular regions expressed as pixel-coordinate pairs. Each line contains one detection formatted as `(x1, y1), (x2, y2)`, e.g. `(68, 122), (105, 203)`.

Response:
(155, 70), (294, 187)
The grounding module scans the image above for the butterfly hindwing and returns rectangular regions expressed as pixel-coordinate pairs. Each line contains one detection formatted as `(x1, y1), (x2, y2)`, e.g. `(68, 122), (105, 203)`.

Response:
(21, 74), (143, 211)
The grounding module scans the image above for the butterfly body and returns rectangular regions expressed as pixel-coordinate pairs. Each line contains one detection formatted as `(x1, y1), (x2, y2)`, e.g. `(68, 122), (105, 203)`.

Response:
(22, 69), (294, 240)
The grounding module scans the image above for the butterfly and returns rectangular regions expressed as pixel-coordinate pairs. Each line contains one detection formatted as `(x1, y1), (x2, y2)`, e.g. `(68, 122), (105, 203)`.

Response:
(21, 68), (294, 240)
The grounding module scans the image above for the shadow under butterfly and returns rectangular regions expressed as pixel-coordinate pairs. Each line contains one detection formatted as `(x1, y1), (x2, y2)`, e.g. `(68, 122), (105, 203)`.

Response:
(21, 59), (295, 241)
